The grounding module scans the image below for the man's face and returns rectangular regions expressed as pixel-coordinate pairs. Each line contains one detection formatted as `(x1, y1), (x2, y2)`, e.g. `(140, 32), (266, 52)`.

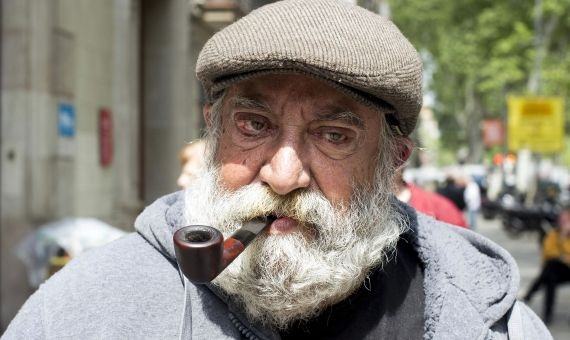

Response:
(188, 73), (405, 328)
(207, 74), (383, 232)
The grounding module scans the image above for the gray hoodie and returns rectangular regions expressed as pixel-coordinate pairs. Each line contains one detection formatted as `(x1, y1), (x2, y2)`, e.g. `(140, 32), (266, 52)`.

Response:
(3, 192), (552, 339)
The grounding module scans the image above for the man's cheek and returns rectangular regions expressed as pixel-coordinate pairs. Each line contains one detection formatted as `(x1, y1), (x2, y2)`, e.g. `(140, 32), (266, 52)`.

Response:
(316, 165), (361, 203)
(219, 163), (257, 191)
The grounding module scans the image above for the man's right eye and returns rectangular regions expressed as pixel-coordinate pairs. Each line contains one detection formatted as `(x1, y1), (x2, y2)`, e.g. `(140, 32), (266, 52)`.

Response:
(234, 113), (271, 137)
(245, 120), (266, 132)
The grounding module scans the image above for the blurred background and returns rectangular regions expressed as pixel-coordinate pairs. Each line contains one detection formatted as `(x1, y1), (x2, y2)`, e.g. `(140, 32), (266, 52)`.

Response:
(1, 0), (569, 336)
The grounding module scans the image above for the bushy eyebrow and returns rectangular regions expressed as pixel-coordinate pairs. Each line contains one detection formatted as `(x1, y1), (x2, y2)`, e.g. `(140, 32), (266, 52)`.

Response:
(316, 111), (364, 129)
(230, 96), (271, 113)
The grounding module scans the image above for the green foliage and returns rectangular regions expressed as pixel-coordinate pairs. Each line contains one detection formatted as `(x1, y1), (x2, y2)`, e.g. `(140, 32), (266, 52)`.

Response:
(391, 0), (570, 163)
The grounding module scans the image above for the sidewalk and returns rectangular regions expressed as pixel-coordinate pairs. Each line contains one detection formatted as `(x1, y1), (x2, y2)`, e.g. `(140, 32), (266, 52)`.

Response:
(477, 215), (570, 339)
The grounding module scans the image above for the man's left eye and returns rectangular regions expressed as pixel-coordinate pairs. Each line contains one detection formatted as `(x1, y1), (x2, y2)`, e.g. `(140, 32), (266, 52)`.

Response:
(311, 126), (359, 159)
(316, 127), (353, 145)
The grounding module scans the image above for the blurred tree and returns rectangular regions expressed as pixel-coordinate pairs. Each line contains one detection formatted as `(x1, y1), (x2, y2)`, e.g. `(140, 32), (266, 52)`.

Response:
(390, 0), (570, 163)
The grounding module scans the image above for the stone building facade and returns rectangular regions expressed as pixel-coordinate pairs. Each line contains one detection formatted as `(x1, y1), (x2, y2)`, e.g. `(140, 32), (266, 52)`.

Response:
(1, 0), (277, 330)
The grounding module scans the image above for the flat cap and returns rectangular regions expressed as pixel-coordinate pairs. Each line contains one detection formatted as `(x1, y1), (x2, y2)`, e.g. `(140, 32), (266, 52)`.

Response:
(197, 0), (423, 135)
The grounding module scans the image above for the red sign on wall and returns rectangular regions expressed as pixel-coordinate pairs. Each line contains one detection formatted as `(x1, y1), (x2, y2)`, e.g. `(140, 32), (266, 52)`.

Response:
(99, 108), (113, 167)
(481, 119), (504, 147)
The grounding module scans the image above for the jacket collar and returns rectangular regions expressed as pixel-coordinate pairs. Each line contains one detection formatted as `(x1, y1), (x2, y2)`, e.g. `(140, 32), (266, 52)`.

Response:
(406, 203), (518, 339)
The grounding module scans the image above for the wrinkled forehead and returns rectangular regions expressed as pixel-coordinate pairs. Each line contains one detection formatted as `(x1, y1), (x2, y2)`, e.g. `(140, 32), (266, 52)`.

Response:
(222, 73), (383, 123)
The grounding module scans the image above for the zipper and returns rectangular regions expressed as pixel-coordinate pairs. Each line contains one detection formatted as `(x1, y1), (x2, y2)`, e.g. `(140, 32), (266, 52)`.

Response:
(229, 312), (261, 340)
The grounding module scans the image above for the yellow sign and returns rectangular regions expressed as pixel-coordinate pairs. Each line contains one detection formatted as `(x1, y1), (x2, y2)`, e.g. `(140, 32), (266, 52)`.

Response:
(507, 96), (565, 153)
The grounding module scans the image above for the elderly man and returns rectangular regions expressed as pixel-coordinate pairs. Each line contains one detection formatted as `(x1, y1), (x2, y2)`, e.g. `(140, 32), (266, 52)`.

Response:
(4, 1), (550, 339)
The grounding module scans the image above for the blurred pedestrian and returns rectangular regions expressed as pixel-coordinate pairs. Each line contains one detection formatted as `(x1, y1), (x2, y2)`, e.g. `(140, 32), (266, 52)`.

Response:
(437, 176), (466, 211)
(395, 170), (467, 228)
(523, 206), (570, 324)
(464, 177), (481, 230)
(177, 139), (206, 189)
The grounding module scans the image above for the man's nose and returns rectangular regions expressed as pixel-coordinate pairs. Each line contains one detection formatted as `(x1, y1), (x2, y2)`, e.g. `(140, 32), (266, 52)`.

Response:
(259, 145), (311, 195)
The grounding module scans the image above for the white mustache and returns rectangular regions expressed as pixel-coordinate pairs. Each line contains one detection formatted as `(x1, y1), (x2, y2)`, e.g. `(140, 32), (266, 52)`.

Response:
(208, 181), (338, 235)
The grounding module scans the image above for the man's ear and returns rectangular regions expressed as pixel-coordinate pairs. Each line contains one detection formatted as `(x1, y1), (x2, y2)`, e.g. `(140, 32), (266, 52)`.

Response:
(394, 137), (413, 169)
(202, 103), (213, 128)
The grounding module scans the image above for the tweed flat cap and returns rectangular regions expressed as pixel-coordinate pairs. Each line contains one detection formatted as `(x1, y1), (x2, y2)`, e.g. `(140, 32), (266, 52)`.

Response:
(197, 0), (422, 135)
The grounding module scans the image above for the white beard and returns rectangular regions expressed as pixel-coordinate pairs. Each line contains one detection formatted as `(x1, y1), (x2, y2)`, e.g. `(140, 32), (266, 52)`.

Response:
(183, 168), (406, 330)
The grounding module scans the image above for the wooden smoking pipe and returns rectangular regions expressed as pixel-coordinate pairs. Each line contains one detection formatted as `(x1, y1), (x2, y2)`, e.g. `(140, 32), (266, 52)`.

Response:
(173, 216), (276, 284)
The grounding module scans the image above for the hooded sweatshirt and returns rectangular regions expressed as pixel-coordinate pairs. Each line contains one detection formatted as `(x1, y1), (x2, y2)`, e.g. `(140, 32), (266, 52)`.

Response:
(3, 192), (551, 339)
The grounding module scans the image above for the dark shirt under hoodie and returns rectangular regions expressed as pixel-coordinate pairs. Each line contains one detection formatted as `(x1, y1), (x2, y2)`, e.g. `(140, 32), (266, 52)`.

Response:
(280, 234), (425, 339)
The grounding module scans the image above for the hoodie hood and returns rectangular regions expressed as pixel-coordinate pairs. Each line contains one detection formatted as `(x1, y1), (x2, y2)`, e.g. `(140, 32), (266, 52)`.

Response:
(409, 209), (519, 339)
(135, 191), (186, 262)
(135, 192), (520, 339)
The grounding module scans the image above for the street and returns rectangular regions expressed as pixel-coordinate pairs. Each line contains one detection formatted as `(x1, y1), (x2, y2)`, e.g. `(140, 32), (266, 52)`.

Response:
(477, 214), (570, 339)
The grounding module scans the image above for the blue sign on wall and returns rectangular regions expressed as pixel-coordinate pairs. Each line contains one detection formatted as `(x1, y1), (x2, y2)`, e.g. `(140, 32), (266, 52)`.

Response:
(58, 102), (75, 138)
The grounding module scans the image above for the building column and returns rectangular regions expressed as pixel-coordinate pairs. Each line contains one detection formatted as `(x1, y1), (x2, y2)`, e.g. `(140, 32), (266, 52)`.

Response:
(141, 0), (191, 203)
(1, 0), (53, 329)
(111, 0), (143, 224)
